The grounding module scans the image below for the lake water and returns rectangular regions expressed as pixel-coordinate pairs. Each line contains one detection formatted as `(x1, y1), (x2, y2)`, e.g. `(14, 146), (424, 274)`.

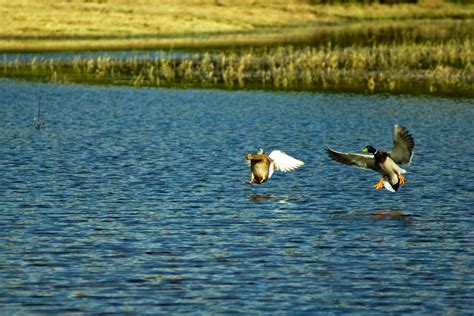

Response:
(2, 50), (197, 62)
(1, 79), (473, 314)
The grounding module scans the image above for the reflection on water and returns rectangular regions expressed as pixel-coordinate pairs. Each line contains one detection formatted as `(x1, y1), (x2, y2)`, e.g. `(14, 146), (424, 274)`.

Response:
(1, 50), (196, 62)
(0, 80), (473, 314)
(249, 194), (276, 202)
(371, 209), (415, 222)
(248, 194), (297, 204)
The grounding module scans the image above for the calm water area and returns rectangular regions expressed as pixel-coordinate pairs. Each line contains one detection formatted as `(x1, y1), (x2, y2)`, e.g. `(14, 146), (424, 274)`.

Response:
(2, 51), (197, 62)
(0, 79), (473, 314)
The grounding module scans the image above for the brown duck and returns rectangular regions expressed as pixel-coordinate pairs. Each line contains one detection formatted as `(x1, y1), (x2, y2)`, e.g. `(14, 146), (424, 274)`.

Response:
(325, 125), (415, 192)
(245, 149), (304, 185)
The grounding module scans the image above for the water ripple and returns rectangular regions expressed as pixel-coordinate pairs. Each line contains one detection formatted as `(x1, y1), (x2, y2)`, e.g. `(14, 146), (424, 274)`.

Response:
(0, 80), (473, 314)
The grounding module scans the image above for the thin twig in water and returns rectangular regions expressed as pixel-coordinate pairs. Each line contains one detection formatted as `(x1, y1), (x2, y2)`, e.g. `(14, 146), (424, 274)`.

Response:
(35, 96), (44, 130)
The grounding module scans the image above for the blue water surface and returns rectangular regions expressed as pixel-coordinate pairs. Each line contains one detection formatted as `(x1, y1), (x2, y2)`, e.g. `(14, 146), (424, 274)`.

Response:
(2, 50), (197, 63)
(0, 79), (473, 314)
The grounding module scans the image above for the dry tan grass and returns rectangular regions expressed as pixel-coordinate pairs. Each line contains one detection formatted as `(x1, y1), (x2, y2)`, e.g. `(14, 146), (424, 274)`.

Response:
(3, 39), (472, 97)
(1, 0), (473, 96)
(1, 0), (473, 51)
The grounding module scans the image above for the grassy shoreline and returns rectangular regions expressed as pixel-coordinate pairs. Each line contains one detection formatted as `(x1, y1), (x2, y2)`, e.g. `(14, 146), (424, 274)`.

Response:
(1, 0), (473, 97)
(3, 39), (472, 97)
(2, 0), (474, 52)
(1, 19), (472, 53)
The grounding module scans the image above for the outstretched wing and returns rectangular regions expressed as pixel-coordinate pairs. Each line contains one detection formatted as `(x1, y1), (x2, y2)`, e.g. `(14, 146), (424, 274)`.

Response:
(268, 150), (304, 172)
(325, 147), (376, 171)
(389, 125), (414, 164)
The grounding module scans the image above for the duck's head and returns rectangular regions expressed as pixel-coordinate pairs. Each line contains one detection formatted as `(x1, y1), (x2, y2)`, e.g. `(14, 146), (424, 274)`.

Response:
(245, 153), (255, 161)
(362, 145), (377, 154)
(245, 148), (265, 161)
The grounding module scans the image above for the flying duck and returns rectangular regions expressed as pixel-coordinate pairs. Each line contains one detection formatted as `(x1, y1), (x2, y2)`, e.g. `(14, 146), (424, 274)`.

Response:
(245, 149), (304, 185)
(325, 125), (415, 192)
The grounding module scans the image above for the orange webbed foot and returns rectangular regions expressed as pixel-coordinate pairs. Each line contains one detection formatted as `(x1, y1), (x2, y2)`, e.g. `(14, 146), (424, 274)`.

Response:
(399, 175), (406, 186)
(373, 177), (384, 190)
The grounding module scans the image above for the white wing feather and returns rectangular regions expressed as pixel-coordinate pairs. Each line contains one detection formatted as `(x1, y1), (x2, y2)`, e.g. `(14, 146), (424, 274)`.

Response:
(268, 150), (304, 173)
(268, 163), (275, 179)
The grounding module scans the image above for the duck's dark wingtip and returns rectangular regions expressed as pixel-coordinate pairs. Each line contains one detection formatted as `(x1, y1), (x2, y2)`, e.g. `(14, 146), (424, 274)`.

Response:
(324, 146), (333, 157)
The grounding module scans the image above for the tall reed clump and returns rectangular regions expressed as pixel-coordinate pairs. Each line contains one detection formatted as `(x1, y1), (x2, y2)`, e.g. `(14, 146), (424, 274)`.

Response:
(1, 38), (472, 97)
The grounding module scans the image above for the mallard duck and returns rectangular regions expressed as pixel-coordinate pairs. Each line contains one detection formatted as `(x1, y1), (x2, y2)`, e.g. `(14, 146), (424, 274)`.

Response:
(245, 149), (304, 185)
(325, 125), (414, 192)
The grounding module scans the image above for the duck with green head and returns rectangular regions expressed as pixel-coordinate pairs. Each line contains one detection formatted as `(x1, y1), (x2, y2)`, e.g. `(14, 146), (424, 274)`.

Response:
(245, 149), (304, 185)
(325, 125), (415, 192)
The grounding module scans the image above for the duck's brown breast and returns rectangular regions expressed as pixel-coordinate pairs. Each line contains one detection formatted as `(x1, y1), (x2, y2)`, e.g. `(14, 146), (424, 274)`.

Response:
(251, 160), (270, 183)
(374, 151), (388, 164)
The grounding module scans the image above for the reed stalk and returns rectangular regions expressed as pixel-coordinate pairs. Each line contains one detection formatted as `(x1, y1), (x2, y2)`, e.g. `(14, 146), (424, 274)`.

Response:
(1, 38), (472, 97)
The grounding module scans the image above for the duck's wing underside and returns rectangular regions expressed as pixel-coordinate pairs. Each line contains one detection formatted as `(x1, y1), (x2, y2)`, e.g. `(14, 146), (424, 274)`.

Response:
(390, 124), (415, 164)
(325, 147), (377, 171)
(268, 150), (304, 172)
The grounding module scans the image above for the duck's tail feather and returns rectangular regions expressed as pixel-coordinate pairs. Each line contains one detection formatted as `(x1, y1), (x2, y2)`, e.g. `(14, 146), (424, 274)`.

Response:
(383, 180), (398, 192)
